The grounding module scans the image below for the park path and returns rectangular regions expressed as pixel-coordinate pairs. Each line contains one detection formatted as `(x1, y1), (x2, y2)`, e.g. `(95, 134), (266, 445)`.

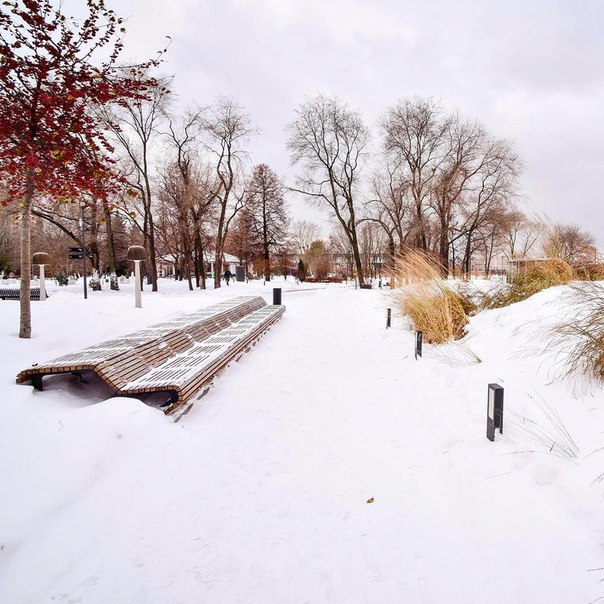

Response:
(5, 285), (594, 604)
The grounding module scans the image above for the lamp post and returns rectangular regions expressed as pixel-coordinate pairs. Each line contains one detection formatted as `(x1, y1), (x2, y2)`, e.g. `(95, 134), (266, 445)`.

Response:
(32, 252), (50, 301)
(127, 245), (147, 308)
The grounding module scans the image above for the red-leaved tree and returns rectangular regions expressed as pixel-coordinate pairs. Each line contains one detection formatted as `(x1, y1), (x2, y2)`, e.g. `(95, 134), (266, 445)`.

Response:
(0, 0), (163, 337)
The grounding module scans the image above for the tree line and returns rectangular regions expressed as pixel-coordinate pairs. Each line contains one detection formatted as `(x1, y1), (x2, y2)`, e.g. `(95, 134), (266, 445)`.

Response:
(0, 0), (597, 338)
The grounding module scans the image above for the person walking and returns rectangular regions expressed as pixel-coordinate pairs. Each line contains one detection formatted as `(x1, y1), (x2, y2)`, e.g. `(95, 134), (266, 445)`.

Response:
(223, 268), (232, 285)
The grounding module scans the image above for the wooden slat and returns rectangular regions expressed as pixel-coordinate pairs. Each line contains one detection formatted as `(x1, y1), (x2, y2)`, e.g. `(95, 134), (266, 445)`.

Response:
(121, 306), (285, 404)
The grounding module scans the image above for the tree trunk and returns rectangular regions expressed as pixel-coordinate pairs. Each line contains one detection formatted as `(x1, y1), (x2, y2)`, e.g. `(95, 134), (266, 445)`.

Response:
(263, 243), (270, 282)
(103, 203), (117, 274)
(214, 249), (223, 289)
(214, 208), (227, 289)
(193, 228), (201, 289)
(450, 242), (457, 277)
(89, 203), (100, 275)
(199, 244), (206, 290)
(19, 172), (34, 338)
(348, 228), (364, 285)
(463, 234), (473, 279)
(148, 212), (158, 291)
(387, 236), (397, 288)
(438, 217), (450, 276)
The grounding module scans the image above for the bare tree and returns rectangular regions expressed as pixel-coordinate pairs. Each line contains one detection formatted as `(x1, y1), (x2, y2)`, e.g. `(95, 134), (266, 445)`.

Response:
(104, 79), (170, 291)
(500, 209), (543, 259)
(458, 138), (521, 276)
(366, 156), (414, 270)
(287, 94), (368, 285)
(158, 108), (216, 289)
(202, 97), (255, 288)
(328, 227), (354, 279)
(429, 116), (489, 273)
(290, 220), (321, 257)
(358, 221), (388, 279)
(382, 97), (451, 251)
(542, 223), (596, 267)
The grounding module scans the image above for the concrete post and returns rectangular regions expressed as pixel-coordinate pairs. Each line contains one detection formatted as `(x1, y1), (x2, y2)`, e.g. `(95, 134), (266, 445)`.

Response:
(39, 264), (46, 301)
(134, 260), (142, 308)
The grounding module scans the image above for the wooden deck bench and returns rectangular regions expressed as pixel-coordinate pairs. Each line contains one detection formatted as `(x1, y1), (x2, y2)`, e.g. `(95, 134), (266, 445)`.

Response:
(16, 295), (284, 414)
(0, 287), (41, 300)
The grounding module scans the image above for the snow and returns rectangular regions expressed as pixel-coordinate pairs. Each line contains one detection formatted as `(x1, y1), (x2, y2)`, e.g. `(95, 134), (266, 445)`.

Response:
(1, 277), (603, 603)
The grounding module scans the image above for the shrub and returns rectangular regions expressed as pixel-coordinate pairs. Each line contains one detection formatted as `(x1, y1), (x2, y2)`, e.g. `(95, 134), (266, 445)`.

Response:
(390, 249), (469, 343)
(574, 263), (604, 281)
(484, 258), (573, 308)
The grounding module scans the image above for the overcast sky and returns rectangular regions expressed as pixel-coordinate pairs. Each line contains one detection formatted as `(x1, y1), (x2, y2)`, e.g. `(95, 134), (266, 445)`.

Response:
(103, 0), (604, 241)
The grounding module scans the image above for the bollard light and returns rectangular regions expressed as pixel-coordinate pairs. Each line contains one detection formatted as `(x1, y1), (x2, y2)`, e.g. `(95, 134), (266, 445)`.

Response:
(127, 245), (147, 308)
(415, 330), (423, 359)
(486, 383), (504, 441)
(386, 308), (391, 329)
(32, 252), (50, 301)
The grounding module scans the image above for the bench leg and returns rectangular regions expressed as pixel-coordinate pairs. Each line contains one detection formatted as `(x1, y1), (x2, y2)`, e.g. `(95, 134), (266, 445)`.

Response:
(159, 390), (179, 409)
(70, 371), (87, 384)
(31, 374), (44, 391)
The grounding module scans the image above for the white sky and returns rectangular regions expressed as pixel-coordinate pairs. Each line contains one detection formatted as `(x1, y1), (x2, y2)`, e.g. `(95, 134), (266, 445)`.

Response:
(99, 0), (604, 241)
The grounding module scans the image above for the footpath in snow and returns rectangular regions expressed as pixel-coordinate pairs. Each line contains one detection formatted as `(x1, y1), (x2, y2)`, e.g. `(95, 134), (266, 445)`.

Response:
(1, 278), (603, 603)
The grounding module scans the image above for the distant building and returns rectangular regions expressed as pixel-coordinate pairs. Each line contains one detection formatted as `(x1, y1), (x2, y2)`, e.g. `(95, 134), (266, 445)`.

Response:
(156, 252), (240, 279)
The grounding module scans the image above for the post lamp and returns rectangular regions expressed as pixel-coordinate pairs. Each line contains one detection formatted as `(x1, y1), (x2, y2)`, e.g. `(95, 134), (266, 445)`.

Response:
(415, 330), (423, 359)
(127, 245), (147, 308)
(32, 252), (50, 301)
(486, 383), (504, 441)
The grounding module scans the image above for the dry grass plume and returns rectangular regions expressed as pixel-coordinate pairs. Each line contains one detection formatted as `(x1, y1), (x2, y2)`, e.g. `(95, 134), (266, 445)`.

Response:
(543, 282), (604, 384)
(484, 258), (573, 309)
(388, 249), (470, 343)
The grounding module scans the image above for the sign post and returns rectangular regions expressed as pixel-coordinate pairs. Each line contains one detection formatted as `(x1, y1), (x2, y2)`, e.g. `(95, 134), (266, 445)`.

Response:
(68, 245), (86, 299)
(68, 247), (83, 260)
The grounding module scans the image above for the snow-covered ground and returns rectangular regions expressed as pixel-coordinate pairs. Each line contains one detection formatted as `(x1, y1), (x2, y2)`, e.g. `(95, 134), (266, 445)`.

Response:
(1, 277), (603, 603)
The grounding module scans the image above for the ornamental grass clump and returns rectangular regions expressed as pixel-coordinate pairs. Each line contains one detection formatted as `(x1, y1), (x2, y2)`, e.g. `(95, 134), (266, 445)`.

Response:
(543, 282), (604, 384)
(389, 250), (469, 343)
(574, 263), (604, 281)
(484, 258), (573, 309)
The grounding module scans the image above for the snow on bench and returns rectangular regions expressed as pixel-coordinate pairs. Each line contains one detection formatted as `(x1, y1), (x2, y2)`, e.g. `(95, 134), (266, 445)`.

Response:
(121, 304), (285, 413)
(16, 296), (284, 414)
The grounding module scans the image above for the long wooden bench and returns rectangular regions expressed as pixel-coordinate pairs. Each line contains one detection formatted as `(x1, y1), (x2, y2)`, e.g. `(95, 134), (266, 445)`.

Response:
(16, 296), (284, 414)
